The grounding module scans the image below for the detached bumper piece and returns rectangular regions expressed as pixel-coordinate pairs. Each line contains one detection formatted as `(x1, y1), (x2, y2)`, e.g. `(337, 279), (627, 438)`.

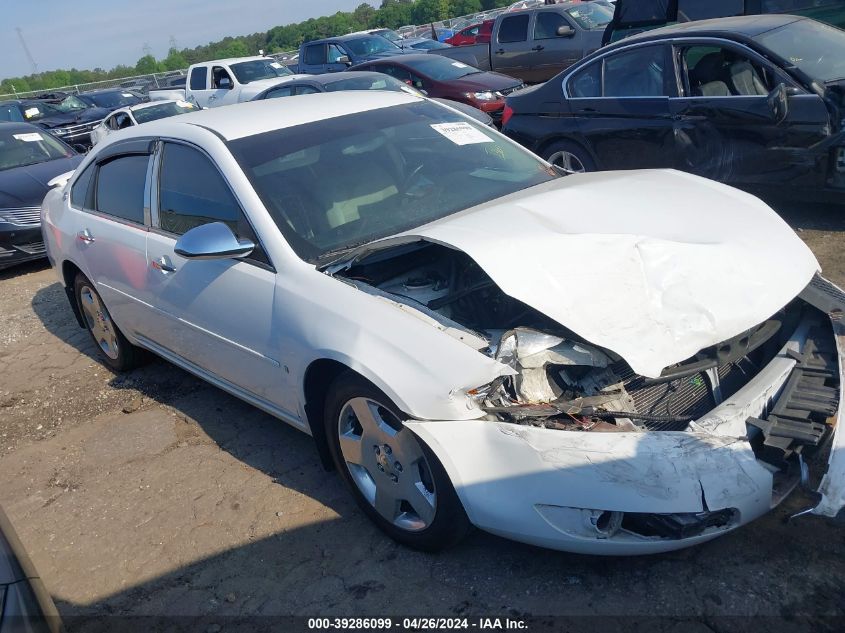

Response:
(748, 327), (840, 468)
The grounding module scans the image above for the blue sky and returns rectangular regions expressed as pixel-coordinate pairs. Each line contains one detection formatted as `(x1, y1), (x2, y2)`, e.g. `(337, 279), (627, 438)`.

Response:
(1, 0), (378, 80)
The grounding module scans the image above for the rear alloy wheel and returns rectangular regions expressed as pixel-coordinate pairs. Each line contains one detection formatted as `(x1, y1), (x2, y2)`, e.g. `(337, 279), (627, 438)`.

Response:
(543, 140), (595, 174)
(325, 372), (471, 551)
(74, 273), (143, 372)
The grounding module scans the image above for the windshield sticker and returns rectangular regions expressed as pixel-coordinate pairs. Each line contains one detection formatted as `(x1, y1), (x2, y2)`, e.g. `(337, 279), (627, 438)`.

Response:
(270, 62), (282, 69)
(176, 99), (193, 108)
(451, 62), (469, 68)
(431, 122), (494, 146)
(122, 92), (134, 97)
(23, 107), (40, 119)
(13, 132), (43, 142)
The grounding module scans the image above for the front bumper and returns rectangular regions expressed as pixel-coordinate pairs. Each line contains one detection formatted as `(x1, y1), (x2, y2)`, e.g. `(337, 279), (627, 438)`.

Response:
(406, 280), (844, 555)
(0, 222), (46, 270)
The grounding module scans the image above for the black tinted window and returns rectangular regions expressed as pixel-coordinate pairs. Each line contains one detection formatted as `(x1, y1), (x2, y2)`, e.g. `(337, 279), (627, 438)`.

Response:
(569, 62), (601, 98)
(304, 44), (325, 66)
(95, 155), (148, 224)
(604, 45), (669, 97)
(499, 15), (529, 43)
(158, 143), (243, 236)
(534, 12), (569, 39)
(71, 163), (96, 210)
(189, 67), (207, 90)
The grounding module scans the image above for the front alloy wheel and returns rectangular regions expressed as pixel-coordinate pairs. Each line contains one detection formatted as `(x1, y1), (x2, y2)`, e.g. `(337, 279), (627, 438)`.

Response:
(325, 372), (471, 551)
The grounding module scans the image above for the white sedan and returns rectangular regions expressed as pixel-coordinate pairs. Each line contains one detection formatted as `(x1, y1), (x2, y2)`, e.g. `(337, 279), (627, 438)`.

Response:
(90, 99), (198, 146)
(41, 92), (845, 554)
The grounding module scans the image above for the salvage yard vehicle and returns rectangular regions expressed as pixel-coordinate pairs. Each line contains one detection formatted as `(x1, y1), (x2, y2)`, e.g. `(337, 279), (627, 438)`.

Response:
(90, 99), (199, 146)
(431, 0), (613, 84)
(352, 54), (523, 123)
(295, 34), (411, 75)
(249, 71), (494, 126)
(0, 122), (81, 269)
(0, 99), (107, 149)
(0, 506), (62, 633)
(42, 92), (845, 555)
(149, 56), (304, 108)
(503, 15), (845, 203)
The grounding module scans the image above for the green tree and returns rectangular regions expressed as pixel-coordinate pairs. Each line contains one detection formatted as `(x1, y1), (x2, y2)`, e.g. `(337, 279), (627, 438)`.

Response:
(450, 0), (482, 16)
(162, 48), (189, 71)
(135, 54), (160, 74)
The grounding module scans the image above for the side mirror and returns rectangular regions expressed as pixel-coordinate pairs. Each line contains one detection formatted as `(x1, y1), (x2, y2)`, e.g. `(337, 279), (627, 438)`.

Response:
(338, 55), (351, 66)
(219, 77), (232, 89)
(557, 25), (576, 38)
(767, 83), (789, 124)
(174, 222), (255, 260)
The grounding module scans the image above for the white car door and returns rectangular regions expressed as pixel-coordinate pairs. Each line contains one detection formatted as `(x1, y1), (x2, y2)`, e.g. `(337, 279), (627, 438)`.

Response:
(143, 140), (285, 407)
(64, 140), (153, 336)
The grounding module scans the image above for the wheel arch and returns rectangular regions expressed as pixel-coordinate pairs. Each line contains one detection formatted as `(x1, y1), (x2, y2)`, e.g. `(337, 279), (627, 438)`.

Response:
(536, 135), (600, 170)
(61, 260), (86, 328)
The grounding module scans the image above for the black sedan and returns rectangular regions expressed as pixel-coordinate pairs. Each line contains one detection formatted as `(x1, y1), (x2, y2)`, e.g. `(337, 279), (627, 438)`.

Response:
(0, 506), (61, 633)
(0, 122), (82, 269)
(250, 71), (494, 126)
(503, 15), (845, 203)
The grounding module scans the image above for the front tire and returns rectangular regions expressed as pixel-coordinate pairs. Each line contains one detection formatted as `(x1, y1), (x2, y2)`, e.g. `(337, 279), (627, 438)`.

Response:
(74, 273), (143, 372)
(542, 139), (596, 174)
(324, 371), (471, 552)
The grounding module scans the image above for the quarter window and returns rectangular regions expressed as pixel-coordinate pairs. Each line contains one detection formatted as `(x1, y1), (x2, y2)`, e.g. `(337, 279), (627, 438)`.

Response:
(70, 163), (96, 210)
(498, 15), (530, 43)
(95, 155), (149, 224)
(189, 67), (207, 91)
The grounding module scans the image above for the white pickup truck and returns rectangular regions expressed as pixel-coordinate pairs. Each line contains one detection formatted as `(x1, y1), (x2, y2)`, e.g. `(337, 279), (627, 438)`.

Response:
(148, 56), (306, 108)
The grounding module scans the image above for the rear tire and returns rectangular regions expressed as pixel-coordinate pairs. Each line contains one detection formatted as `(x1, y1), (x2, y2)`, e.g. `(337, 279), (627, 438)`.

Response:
(542, 139), (596, 174)
(324, 371), (471, 552)
(74, 273), (144, 372)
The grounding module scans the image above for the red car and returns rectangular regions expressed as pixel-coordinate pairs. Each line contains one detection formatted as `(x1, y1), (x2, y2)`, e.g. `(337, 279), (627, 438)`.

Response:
(352, 54), (523, 122)
(445, 19), (494, 46)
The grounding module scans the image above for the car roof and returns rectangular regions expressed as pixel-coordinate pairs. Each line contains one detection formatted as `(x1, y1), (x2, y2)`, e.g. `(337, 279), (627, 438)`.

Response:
(121, 91), (421, 141)
(0, 121), (40, 133)
(289, 71), (388, 86)
(365, 53), (439, 64)
(616, 14), (806, 46)
(199, 56), (273, 66)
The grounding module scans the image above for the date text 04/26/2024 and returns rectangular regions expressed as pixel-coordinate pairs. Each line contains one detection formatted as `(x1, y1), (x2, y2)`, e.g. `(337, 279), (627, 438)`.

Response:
(307, 617), (528, 630)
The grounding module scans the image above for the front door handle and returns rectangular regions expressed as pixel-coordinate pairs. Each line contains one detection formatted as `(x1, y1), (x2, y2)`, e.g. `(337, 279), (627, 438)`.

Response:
(77, 229), (95, 244)
(495, 48), (505, 55)
(208, 94), (217, 101)
(151, 256), (176, 273)
(532, 45), (544, 51)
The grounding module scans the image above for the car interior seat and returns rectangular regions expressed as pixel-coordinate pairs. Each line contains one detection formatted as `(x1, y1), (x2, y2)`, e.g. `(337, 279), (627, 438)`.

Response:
(689, 52), (731, 97)
(723, 52), (769, 96)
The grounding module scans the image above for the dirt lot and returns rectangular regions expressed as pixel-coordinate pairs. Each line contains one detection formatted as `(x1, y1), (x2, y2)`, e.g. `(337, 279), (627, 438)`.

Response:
(1, 200), (844, 631)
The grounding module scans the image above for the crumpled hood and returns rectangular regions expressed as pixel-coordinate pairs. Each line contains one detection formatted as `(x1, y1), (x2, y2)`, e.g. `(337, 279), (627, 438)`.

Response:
(394, 169), (820, 378)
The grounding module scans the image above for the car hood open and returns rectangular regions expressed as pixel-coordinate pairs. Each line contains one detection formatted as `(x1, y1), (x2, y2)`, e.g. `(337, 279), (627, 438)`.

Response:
(339, 169), (820, 378)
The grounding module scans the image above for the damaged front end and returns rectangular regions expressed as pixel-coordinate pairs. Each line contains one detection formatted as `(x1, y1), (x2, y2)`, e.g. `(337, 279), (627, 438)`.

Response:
(330, 240), (844, 551)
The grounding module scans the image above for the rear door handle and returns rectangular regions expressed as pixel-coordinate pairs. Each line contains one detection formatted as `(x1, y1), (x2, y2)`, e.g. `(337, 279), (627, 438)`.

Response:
(151, 256), (176, 273)
(532, 45), (544, 51)
(77, 229), (95, 244)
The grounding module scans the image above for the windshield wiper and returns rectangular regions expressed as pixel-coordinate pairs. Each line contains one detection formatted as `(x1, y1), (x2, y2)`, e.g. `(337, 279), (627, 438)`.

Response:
(314, 240), (374, 268)
(825, 77), (845, 84)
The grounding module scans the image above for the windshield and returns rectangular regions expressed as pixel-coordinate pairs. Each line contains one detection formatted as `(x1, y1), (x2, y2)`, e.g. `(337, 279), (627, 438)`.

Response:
(17, 102), (62, 122)
(230, 59), (293, 84)
(403, 56), (481, 80)
(83, 91), (141, 109)
(323, 75), (405, 92)
(372, 29), (403, 43)
(229, 100), (555, 263)
(754, 19), (845, 83)
(0, 127), (73, 171)
(55, 96), (89, 113)
(344, 36), (401, 56)
(132, 100), (198, 124)
(566, 3), (614, 29)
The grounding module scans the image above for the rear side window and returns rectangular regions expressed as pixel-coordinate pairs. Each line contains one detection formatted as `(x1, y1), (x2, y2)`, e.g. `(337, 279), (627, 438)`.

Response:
(296, 86), (321, 95)
(95, 155), (149, 224)
(158, 143), (244, 236)
(189, 67), (207, 91)
(569, 62), (601, 98)
(603, 45), (670, 97)
(304, 44), (326, 66)
(498, 15), (530, 43)
(264, 86), (294, 99)
(70, 163), (96, 210)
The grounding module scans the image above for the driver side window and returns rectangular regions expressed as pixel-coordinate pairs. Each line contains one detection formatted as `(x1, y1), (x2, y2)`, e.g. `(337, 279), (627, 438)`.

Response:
(212, 66), (233, 89)
(682, 45), (773, 97)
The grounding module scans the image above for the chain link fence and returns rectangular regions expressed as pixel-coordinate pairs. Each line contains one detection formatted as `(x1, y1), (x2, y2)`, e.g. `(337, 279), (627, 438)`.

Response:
(0, 7), (511, 101)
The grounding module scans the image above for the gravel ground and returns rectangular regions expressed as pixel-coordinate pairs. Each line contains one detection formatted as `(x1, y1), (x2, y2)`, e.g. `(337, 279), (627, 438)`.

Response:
(0, 200), (844, 632)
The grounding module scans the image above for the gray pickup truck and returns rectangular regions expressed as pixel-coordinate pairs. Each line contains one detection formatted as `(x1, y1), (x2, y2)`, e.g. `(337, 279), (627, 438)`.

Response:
(432, 1), (613, 84)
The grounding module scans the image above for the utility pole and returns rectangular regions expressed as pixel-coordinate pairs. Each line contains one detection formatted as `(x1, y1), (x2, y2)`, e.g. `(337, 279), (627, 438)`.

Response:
(15, 27), (38, 75)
